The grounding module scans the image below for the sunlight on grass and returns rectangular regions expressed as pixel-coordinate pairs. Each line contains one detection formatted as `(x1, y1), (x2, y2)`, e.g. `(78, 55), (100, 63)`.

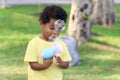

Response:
(105, 74), (120, 80)
(93, 55), (114, 60)
(0, 66), (27, 74)
(95, 36), (120, 47)
(0, 66), (27, 80)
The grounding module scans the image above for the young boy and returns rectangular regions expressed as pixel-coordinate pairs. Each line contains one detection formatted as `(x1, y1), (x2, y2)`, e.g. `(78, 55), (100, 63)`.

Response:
(24, 5), (72, 80)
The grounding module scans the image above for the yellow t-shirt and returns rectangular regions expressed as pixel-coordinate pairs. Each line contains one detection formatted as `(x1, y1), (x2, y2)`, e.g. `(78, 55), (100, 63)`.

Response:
(24, 36), (72, 80)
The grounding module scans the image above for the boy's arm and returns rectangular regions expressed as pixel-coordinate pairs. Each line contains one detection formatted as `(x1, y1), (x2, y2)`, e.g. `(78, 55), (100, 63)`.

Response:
(54, 56), (69, 68)
(29, 58), (53, 71)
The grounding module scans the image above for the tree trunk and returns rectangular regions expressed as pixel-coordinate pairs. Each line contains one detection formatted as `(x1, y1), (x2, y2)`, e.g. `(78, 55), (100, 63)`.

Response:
(92, 0), (116, 27)
(1, 0), (7, 8)
(67, 0), (92, 45)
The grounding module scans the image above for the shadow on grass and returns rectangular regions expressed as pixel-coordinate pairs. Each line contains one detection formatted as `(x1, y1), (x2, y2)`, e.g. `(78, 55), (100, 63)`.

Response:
(89, 38), (120, 53)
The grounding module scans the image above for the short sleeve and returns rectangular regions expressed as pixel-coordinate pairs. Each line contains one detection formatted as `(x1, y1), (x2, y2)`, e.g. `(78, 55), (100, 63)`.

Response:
(24, 41), (38, 63)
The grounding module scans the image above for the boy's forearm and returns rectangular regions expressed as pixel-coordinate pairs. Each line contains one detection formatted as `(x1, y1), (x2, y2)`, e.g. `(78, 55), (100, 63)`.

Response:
(29, 62), (50, 71)
(29, 58), (53, 71)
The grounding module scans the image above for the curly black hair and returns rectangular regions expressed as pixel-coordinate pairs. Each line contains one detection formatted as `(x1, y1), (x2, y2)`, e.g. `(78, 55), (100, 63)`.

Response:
(39, 5), (67, 24)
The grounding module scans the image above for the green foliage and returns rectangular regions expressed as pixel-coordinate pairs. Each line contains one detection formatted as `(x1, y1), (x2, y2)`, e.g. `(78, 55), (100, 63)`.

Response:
(0, 4), (120, 80)
(81, 14), (91, 20)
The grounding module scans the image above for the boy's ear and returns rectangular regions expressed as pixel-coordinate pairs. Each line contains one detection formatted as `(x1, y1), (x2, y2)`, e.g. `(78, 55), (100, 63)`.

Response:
(40, 20), (43, 26)
(40, 21), (44, 28)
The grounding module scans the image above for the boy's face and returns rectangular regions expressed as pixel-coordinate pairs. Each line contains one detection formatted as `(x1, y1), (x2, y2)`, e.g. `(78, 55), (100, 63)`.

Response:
(41, 18), (61, 41)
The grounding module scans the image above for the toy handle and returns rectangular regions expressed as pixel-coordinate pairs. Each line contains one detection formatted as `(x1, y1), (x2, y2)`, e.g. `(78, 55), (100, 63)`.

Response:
(52, 42), (62, 56)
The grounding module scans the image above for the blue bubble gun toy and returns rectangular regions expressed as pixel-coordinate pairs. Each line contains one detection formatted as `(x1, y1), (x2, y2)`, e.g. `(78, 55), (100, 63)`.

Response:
(41, 42), (62, 60)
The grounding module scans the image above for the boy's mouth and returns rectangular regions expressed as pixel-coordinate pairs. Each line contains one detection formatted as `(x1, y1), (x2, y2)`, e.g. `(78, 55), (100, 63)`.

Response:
(49, 34), (58, 42)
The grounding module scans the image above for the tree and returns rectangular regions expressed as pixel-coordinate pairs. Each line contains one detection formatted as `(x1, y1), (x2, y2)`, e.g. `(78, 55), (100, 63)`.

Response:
(92, 0), (116, 27)
(67, 0), (92, 45)
(1, 0), (7, 8)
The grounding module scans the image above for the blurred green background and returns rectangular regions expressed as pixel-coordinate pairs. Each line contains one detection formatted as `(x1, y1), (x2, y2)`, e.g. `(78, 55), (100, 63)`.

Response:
(0, 4), (120, 80)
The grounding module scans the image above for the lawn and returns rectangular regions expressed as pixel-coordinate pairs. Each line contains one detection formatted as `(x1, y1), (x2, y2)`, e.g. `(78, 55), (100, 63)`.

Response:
(0, 4), (120, 80)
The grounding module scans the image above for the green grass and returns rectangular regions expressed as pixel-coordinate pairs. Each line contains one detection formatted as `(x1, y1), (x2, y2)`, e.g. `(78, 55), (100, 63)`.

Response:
(0, 4), (120, 80)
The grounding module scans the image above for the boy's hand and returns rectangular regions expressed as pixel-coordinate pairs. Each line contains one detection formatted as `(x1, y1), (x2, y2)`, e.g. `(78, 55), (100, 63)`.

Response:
(43, 58), (53, 69)
(54, 56), (69, 68)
